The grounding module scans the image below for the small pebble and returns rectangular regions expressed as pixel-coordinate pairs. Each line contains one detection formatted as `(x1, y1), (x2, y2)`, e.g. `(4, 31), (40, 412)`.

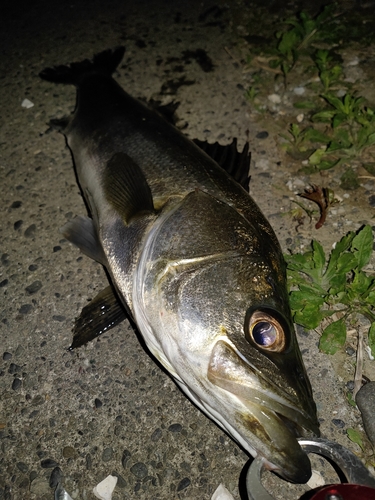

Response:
(22, 98), (34, 108)
(102, 447), (113, 462)
(25, 281), (42, 295)
(177, 477), (191, 491)
(24, 224), (36, 237)
(151, 428), (162, 441)
(256, 131), (268, 139)
(112, 471), (127, 488)
(8, 363), (21, 374)
(130, 462), (148, 479)
(293, 86), (305, 95)
(62, 446), (76, 459)
(168, 423), (182, 433)
(52, 315), (66, 322)
(86, 453), (92, 469)
(30, 477), (50, 496)
(28, 264), (38, 271)
(268, 93), (281, 104)
(41, 458), (59, 468)
(10, 201), (22, 209)
(14, 220), (23, 230)
(346, 346), (355, 356)
(121, 449), (131, 468)
(3, 352), (12, 360)
(19, 304), (32, 314)
(16, 462), (28, 473)
(12, 378), (22, 390)
(368, 195), (375, 208)
(95, 398), (103, 408)
(49, 467), (63, 488)
(332, 419), (345, 428)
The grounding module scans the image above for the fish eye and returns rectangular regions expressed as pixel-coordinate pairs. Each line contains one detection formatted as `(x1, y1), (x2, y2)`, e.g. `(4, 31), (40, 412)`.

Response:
(252, 321), (276, 346)
(246, 311), (286, 352)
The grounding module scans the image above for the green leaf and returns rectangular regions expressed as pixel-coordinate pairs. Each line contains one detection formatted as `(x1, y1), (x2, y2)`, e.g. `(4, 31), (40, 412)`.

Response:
(319, 319), (346, 354)
(312, 110), (335, 122)
(351, 225), (374, 270)
(368, 322), (375, 358)
(346, 428), (365, 452)
(308, 147), (327, 165)
(312, 240), (325, 277)
(294, 101), (317, 109)
(349, 270), (373, 296)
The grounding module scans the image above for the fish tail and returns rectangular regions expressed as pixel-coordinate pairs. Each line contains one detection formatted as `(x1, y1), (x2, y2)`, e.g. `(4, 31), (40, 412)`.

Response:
(39, 47), (125, 85)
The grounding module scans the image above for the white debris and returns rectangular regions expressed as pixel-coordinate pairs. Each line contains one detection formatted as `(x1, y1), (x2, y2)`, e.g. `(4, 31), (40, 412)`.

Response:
(21, 98), (34, 108)
(293, 86), (305, 95)
(255, 158), (270, 170)
(347, 56), (359, 66)
(211, 483), (235, 500)
(93, 475), (118, 500)
(336, 89), (346, 98)
(365, 345), (374, 361)
(296, 113), (304, 123)
(268, 93), (281, 104)
(307, 469), (325, 489)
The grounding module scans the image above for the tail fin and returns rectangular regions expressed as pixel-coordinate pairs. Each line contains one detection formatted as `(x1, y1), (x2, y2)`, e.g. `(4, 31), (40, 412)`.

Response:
(39, 47), (125, 85)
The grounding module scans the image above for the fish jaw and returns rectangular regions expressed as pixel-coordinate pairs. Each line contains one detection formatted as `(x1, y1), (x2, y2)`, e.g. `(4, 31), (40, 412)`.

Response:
(207, 339), (318, 483)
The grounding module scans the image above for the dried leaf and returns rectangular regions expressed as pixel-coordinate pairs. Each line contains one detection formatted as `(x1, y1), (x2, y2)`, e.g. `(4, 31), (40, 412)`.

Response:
(299, 184), (332, 229)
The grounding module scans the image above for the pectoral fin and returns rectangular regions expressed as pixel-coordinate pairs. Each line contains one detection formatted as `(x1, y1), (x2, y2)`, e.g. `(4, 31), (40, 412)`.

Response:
(60, 215), (107, 265)
(69, 285), (127, 350)
(104, 152), (154, 224)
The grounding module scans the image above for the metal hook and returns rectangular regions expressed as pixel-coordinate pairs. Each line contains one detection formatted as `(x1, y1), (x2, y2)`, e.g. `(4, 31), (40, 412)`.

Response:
(245, 437), (375, 500)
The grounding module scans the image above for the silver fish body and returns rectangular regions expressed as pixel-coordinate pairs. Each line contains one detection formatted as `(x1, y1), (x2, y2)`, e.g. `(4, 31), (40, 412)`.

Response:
(40, 47), (319, 483)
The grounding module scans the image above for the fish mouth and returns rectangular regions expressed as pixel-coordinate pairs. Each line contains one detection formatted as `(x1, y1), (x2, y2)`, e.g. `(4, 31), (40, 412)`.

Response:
(208, 340), (319, 483)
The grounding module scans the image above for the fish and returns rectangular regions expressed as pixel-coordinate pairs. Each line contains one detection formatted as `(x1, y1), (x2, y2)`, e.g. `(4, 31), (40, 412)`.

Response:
(39, 47), (320, 483)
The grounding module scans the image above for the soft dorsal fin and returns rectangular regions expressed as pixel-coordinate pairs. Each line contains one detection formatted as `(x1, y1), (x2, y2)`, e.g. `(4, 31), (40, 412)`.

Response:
(60, 215), (107, 265)
(194, 138), (251, 191)
(69, 285), (128, 350)
(104, 152), (155, 224)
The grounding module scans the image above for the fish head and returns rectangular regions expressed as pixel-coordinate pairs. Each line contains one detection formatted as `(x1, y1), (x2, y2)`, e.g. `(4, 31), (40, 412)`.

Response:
(135, 189), (319, 483)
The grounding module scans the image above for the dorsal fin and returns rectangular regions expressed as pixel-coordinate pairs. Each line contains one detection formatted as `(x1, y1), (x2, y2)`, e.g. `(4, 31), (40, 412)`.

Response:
(194, 138), (251, 191)
(104, 152), (154, 224)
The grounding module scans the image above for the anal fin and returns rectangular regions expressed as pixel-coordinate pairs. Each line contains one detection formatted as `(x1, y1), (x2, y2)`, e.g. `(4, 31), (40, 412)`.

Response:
(69, 285), (128, 350)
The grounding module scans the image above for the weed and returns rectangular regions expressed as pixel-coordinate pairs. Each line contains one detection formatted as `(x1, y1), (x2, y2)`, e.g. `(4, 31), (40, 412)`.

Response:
(314, 49), (343, 92)
(285, 225), (375, 358)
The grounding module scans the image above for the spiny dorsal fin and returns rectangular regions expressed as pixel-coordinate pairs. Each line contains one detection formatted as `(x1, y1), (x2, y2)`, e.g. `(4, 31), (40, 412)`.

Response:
(60, 215), (107, 265)
(194, 138), (251, 191)
(69, 285), (128, 350)
(104, 152), (154, 224)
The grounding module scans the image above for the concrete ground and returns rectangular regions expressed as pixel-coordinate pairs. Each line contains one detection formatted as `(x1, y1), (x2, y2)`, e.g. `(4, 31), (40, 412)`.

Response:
(1, 1), (375, 499)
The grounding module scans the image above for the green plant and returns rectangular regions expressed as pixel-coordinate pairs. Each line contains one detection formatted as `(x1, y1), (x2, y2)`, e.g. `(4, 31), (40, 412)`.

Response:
(299, 93), (375, 173)
(280, 123), (329, 159)
(314, 49), (343, 92)
(244, 86), (259, 103)
(285, 225), (375, 356)
(270, 4), (336, 81)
